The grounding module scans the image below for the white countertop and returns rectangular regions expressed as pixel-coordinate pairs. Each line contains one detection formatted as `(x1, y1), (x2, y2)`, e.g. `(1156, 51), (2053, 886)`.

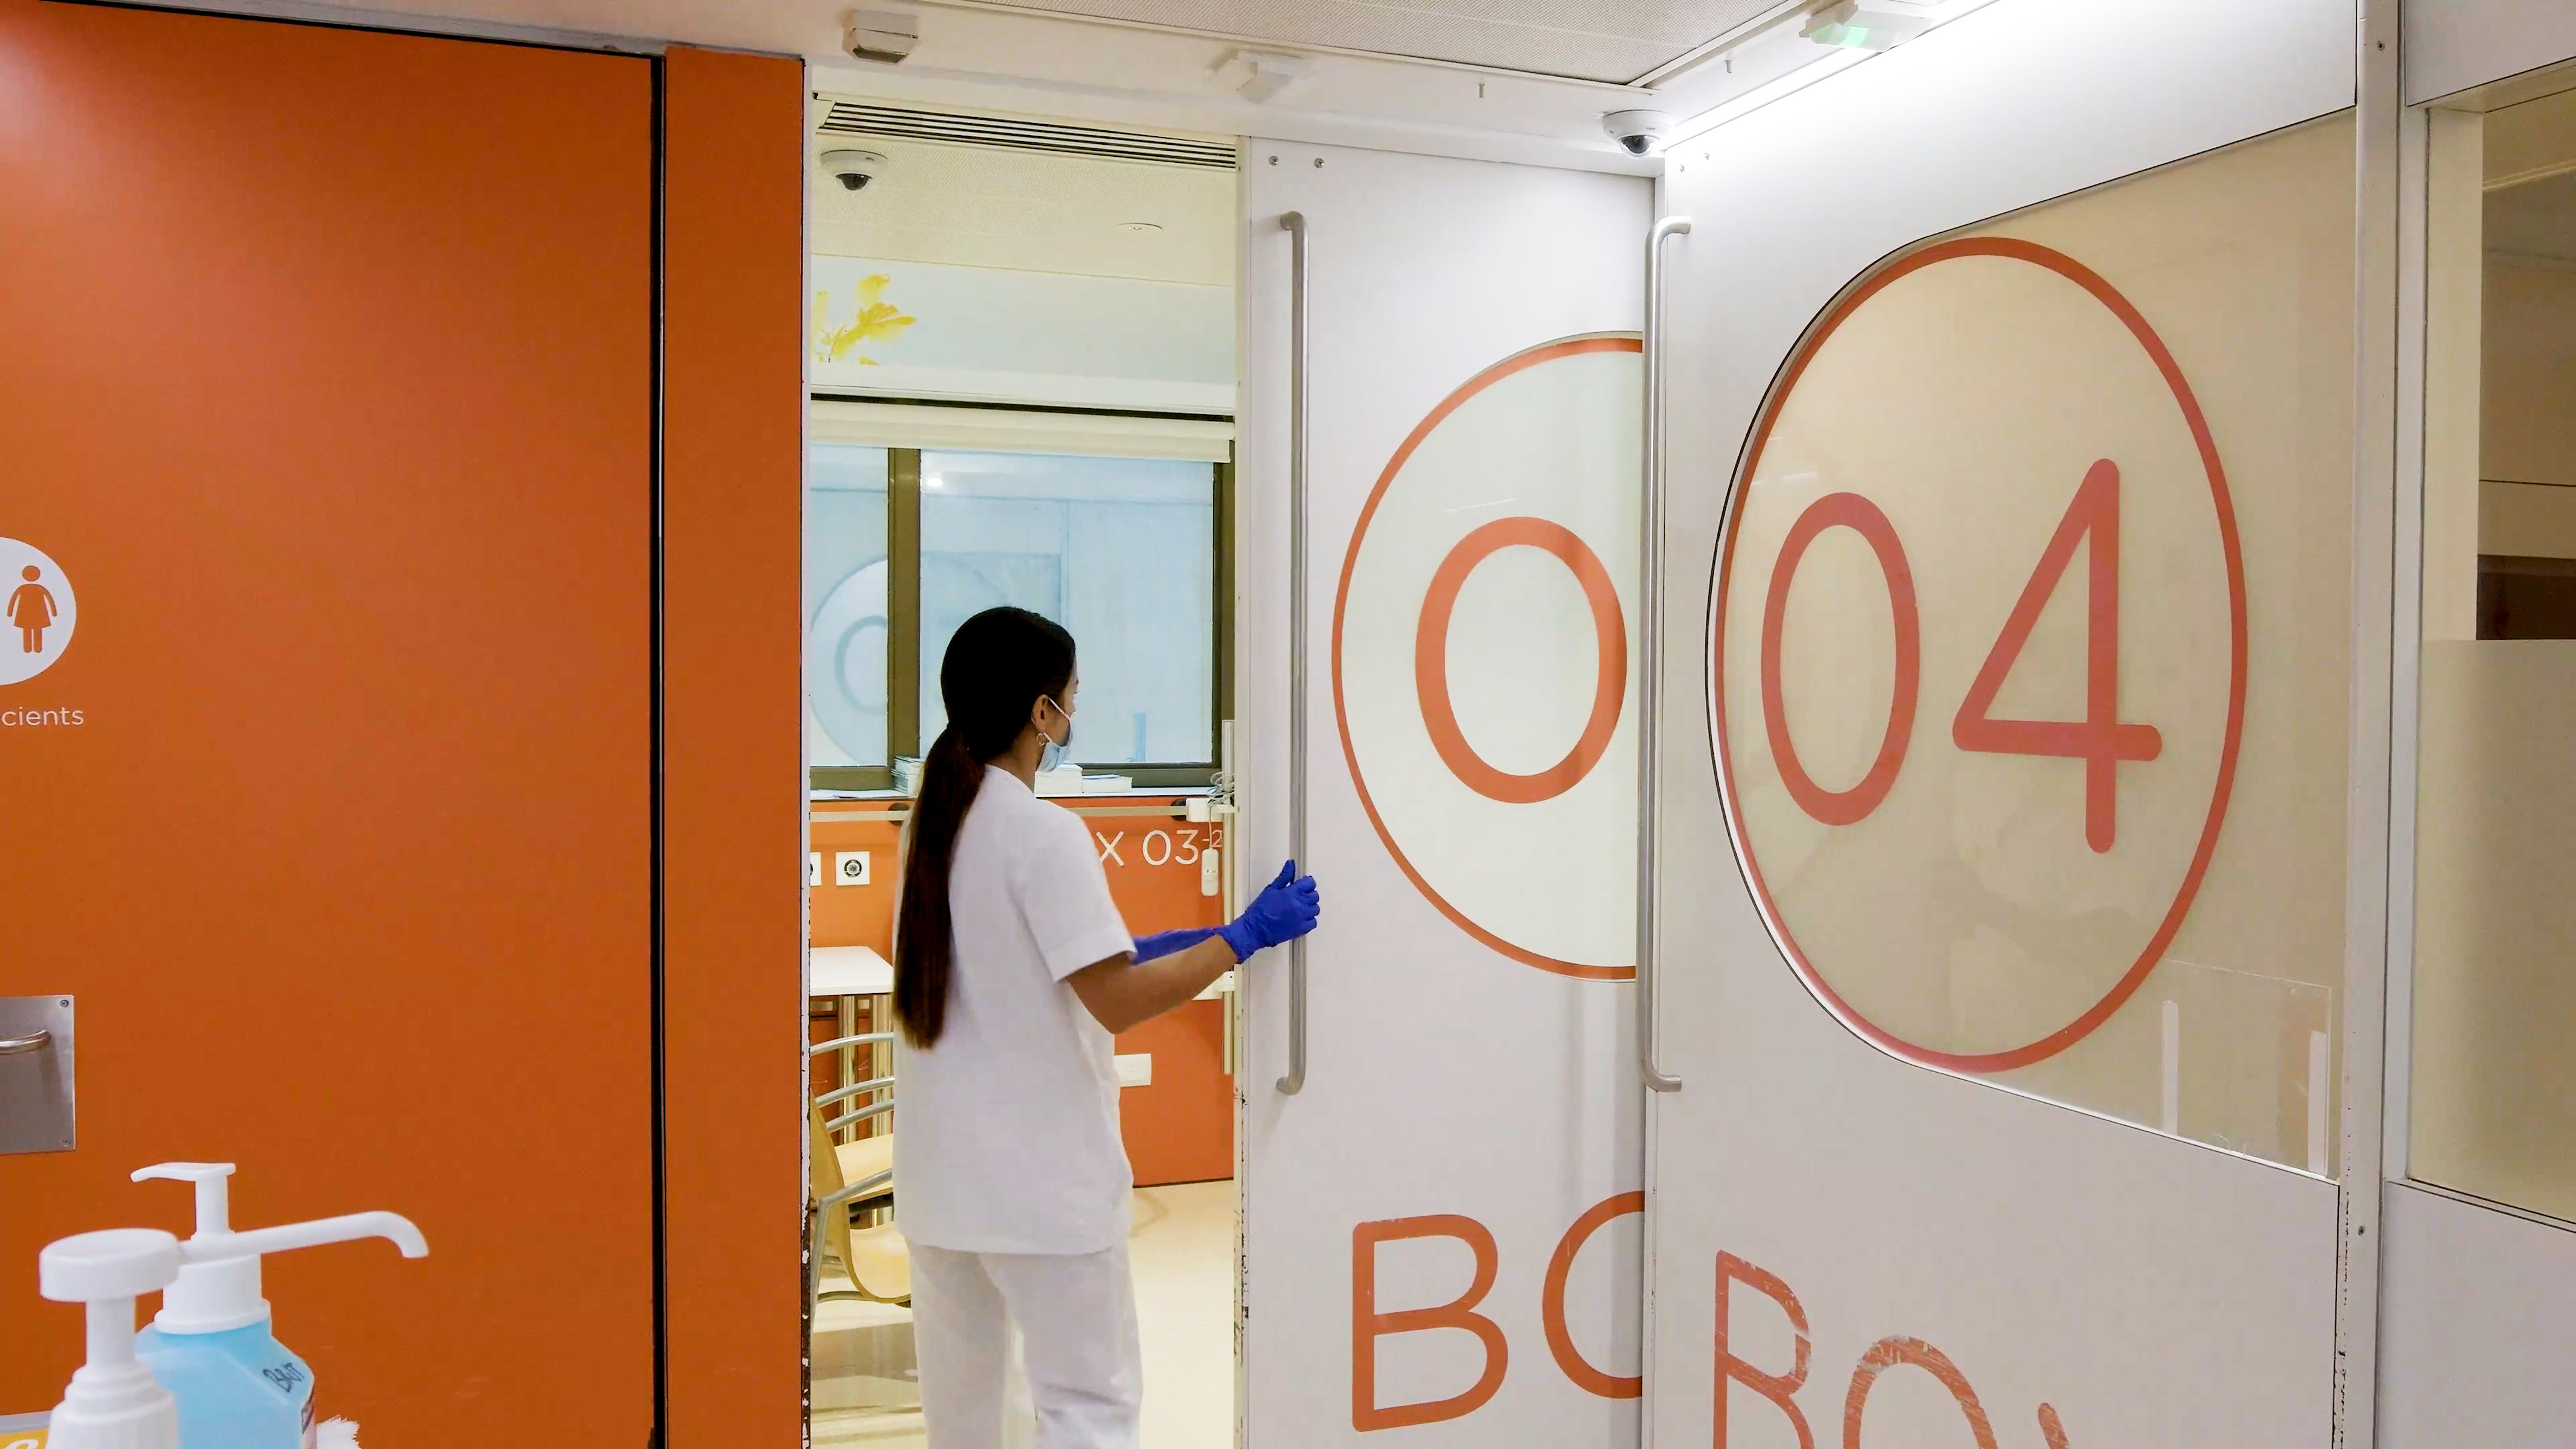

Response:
(811, 945), (893, 997)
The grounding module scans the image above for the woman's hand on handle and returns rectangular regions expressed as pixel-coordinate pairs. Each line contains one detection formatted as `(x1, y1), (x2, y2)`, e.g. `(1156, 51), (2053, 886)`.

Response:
(1065, 862), (1323, 1035)
(1216, 860), (1321, 963)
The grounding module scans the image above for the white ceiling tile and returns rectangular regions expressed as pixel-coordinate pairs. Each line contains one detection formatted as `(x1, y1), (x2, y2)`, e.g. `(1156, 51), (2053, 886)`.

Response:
(985, 0), (1788, 83)
(812, 131), (1238, 286)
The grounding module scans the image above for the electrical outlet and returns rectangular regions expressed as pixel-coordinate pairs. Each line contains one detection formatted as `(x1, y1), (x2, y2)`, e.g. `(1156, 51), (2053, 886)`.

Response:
(807, 853), (821, 887)
(834, 851), (872, 886)
(1114, 1053), (1153, 1088)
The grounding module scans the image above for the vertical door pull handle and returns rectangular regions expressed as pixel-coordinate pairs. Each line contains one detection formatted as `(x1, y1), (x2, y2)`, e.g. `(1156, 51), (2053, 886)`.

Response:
(1640, 215), (1691, 1094)
(1279, 209), (1312, 1097)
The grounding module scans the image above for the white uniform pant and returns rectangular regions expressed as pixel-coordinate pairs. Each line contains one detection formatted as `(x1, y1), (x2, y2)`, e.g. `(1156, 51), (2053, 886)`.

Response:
(912, 1239), (1143, 1449)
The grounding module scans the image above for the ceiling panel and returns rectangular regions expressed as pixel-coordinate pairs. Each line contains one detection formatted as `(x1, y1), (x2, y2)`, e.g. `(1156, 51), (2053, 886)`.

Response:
(973, 0), (1787, 84)
(811, 128), (1237, 285)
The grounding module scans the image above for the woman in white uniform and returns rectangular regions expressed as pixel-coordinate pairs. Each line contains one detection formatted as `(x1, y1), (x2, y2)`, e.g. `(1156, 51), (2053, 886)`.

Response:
(892, 605), (1320, 1449)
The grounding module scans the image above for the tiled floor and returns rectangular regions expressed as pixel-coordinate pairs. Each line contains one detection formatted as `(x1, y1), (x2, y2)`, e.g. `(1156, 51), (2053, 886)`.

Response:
(812, 1180), (1236, 1448)
(1130, 1181), (1237, 1448)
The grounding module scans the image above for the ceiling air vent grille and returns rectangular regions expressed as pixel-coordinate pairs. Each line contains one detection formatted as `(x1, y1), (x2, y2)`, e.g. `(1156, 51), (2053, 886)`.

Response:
(817, 101), (1239, 170)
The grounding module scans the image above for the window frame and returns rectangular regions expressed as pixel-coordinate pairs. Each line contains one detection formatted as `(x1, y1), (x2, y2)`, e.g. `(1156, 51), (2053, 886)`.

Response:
(808, 432), (1233, 793)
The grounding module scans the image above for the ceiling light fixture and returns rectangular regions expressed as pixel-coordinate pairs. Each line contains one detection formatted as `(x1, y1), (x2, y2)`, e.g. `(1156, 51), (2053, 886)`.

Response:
(1117, 221), (1165, 234)
(1666, 0), (2001, 151)
(1801, 1), (1930, 52)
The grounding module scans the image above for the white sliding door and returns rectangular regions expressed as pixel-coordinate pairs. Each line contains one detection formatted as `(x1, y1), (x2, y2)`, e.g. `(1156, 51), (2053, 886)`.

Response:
(1643, 1), (2364, 1444)
(1237, 142), (1652, 1447)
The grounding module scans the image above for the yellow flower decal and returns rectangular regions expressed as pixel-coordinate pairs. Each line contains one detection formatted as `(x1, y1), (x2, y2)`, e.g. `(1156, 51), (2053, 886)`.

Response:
(814, 274), (916, 364)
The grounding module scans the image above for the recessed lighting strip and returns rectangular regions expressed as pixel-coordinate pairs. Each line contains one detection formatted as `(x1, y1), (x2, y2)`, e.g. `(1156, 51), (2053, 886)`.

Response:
(1664, 0), (2003, 150)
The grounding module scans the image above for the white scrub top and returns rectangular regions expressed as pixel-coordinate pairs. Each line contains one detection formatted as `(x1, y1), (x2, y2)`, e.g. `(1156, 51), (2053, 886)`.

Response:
(895, 766), (1137, 1256)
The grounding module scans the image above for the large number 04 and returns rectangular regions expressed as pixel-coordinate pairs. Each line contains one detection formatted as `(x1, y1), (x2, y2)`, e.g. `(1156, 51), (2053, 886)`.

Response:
(1763, 458), (2161, 852)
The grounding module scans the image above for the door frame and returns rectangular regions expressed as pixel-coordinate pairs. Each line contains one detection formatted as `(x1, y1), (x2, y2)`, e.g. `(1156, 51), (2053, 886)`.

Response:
(2373, 14), (2576, 1444)
(2341, 1), (2403, 1441)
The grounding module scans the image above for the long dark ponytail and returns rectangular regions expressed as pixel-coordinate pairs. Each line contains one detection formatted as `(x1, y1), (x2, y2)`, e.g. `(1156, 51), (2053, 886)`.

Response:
(894, 605), (1076, 1048)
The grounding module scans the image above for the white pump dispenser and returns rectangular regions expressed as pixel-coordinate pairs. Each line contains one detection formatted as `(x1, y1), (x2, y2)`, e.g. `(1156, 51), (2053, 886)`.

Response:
(37, 1228), (186, 1449)
(131, 1163), (427, 1333)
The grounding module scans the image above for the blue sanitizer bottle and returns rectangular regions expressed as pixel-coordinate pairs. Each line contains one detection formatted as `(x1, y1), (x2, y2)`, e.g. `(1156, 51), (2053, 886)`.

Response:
(128, 1164), (427, 1449)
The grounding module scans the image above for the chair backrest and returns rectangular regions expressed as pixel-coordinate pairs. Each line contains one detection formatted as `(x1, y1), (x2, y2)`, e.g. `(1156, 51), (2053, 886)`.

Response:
(809, 1102), (853, 1279)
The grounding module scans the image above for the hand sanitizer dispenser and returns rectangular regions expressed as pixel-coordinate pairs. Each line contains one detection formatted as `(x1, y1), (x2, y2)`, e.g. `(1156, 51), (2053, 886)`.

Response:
(129, 1163), (426, 1449)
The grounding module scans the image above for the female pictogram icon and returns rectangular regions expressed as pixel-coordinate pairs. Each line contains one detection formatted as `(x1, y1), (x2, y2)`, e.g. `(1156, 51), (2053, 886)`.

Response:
(12, 566), (58, 654)
(0, 540), (77, 686)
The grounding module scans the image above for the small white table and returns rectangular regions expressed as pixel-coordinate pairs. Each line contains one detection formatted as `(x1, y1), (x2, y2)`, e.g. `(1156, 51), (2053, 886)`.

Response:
(811, 945), (894, 997)
(813, 946), (895, 1149)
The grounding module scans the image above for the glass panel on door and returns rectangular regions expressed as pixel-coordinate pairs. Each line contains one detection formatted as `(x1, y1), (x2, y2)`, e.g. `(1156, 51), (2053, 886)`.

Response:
(2410, 81), (2576, 1221)
(1709, 115), (2357, 1173)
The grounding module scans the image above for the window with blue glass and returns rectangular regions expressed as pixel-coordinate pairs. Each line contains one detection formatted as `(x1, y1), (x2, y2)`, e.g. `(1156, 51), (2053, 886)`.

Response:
(807, 443), (1228, 789)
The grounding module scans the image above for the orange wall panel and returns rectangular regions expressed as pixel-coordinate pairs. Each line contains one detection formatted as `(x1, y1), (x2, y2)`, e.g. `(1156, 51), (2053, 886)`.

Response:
(0, 2), (653, 1438)
(810, 815), (903, 952)
(1078, 804), (1233, 1186)
(809, 800), (1225, 954)
(661, 45), (809, 1449)
(810, 800), (1236, 1185)
(1085, 808), (1230, 935)
(1116, 1000), (1234, 1185)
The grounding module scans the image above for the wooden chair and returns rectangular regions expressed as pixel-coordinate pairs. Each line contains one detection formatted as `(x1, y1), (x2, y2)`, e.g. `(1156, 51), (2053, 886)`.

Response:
(810, 1102), (909, 1306)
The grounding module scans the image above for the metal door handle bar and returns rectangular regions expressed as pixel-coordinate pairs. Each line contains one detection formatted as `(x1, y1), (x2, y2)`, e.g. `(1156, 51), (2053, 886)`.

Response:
(1278, 209), (1311, 1098)
(1640, 215), (1692, 1093)
(0, 1030), (49, 1056)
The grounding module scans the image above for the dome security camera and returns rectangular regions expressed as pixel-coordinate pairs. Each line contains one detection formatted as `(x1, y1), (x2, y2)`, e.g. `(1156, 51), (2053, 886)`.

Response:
(1602, 110), (1676, 157)
(821, 149), (888, 192)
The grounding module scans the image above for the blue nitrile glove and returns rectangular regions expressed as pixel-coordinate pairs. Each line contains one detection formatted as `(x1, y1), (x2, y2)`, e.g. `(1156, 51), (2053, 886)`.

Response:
(1216, 860), (1321, 964)
(1132, 927), (1219, 964)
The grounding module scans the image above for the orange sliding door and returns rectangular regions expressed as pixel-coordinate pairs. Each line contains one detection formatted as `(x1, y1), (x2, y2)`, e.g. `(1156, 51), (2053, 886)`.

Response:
(0, 2), (655, 1441)
(661, 43), (809, 1449)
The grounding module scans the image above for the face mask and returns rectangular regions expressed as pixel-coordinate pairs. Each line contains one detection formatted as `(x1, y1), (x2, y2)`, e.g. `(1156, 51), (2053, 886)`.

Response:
(1038, 695), (1073, 774)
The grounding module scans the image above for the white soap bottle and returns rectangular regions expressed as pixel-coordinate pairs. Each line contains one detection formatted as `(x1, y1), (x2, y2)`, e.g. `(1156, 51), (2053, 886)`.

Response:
(36, 1226), (187, 1449)
(128, 1163), (426, 1449)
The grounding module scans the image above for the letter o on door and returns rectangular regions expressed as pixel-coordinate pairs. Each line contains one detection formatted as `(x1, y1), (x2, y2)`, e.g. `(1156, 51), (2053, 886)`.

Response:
(1415, 516), (1627, 805)
(1541, 1190), (1644, 1398)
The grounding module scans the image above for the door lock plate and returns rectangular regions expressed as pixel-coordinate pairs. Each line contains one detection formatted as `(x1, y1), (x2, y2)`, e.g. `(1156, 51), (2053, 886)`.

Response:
(0, 995), (75, 1155)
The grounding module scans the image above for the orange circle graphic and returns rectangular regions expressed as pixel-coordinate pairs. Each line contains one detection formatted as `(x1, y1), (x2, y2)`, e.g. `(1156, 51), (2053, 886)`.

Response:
(1708, 237), (2249, 1073)
(1334, 333), (1641, 980)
